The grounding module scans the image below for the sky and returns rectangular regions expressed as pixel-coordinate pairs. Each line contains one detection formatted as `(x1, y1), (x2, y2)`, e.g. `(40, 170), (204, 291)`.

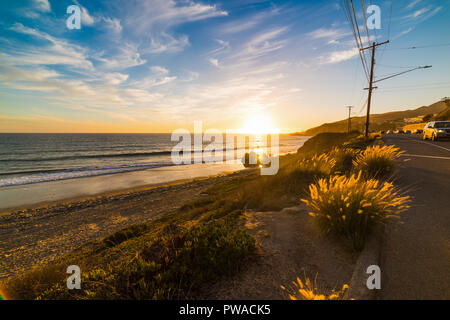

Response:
(0, 0), (449, 133)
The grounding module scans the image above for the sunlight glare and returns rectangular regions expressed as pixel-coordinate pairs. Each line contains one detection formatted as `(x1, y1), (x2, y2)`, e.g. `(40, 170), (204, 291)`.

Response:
(242, 114), (278, 134)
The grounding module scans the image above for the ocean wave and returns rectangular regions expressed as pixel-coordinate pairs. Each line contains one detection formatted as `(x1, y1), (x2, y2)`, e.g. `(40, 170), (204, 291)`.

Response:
(0, 146), (253, 162)
(0, 162), (175, 188)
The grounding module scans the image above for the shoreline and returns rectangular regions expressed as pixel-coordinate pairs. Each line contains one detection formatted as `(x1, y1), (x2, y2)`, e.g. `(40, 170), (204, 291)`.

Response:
(0, 162), (244, 212)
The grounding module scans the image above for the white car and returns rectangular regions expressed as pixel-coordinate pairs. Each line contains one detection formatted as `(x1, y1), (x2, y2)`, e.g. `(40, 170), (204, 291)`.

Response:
(423, 121), (450, 141)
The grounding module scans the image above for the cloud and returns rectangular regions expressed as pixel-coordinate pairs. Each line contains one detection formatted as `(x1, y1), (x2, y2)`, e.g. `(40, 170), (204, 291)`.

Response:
(104, 73), (129, 85)
(219, 6), (281, 35)
(73, 0), (95, 26)
(403, 5), (443, 22)
(146, 33), (189, 54)
(410, 7), (431, 18)
(308, 27), (351, 40)
(319, 48), (359, 64)
(125, 0), (227, 54)
(127, 0), (228, 33)
(33, 0), (51, 12)
(8, 23), (94, 70)
(393, 27), (414, 39)
(136, 76), (177, 89)
(131, 66), (177, 89)
(234, 27), (289, 61)
(150, 66), (169, 75)
(80, 6), (95, 26)
(96, 43), (146, 69)
(208, 58), (219, 67)
(207, 39), (230, 55)
(102, 17), (122, 33)
(0, 65), (59, 82)
(124, 89), (163, 103)
(406, 0), (421, 10)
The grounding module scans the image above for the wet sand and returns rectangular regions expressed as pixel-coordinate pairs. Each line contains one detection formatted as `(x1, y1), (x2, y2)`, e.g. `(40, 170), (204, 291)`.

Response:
(0, 162), (243, 212)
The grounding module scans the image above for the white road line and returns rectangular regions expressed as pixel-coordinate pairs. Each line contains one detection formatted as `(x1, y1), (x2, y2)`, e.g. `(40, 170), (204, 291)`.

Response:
(401, 136), (450, 152)
(402, 154), (450, 160)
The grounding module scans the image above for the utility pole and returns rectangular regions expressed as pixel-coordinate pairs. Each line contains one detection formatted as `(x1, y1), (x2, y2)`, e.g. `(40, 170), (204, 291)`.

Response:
(346, 106), (353, 134)
(361, 40), (389, 137)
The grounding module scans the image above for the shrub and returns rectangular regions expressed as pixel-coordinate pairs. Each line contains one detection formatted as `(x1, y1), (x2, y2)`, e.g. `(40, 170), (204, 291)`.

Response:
(103, 224), (149, 247)
(328, 147), (359, 174)
(302, 172), (410, 250)
(297, 132), (360, 155)
(342, 134), (374, 150)
(298, 153), (336, 176)
(281, 275), (348, 300)
(353, 145), (404, 179)
(37, 221), (255, 300)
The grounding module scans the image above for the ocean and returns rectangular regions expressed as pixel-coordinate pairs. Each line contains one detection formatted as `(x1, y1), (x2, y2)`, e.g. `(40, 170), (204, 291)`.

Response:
(0, 133), (309, 188)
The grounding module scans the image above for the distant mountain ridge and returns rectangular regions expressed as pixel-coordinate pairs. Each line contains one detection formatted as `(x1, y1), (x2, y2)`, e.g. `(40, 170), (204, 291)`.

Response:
(296, 99), (450, 136)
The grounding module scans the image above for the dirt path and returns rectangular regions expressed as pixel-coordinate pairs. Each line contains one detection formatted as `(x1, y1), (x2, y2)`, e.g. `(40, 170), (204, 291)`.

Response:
(202, 206), (357, 299)
(0, 171), (250, 279)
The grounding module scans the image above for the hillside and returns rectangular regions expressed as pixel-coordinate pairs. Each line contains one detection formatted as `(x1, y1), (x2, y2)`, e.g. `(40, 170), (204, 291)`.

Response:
(296, 99), (449, 136)
(432, 105), (450, 121)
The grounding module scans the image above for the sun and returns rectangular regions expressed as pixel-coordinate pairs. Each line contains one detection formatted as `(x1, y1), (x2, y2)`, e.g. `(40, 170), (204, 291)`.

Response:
(242, 114), (278, 135)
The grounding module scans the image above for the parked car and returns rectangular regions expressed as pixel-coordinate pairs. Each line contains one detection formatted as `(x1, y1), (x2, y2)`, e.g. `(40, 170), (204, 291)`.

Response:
(394, 129), (404, 134)
(380, 130), (386, 134)
(405, 130), (411, 134)
(413, 129), (423, 134)
(423, 121), (450, 141)
(386, 130), (393, 134)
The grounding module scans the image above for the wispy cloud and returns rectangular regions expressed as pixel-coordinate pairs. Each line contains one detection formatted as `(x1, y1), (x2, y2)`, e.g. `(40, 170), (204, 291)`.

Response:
(319, 48), (359, 65)
(96, 43), (146, 69)
(125, 0), (227, 55)
(406, 0), (421, 10)
(208, 58), (220, 67)
(207, 39), (230, 55)
(393, 27), (414, 39)
(233, 26), (289, 61)
(308, 27), (351, 40)
(33, 0), (51, 13)
(8, 23), (94, 70)
(403, 5), (443, 22)
(219, 7), (280, 35)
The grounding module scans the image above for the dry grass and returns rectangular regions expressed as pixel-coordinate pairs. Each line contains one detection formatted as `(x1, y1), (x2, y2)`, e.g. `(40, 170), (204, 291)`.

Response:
(328, 147), (359, 174)
(302, 172), (410, 250)
(298, 153), (336, 176)
(353, 145), (405, 179)
(281, 274), (348, 300)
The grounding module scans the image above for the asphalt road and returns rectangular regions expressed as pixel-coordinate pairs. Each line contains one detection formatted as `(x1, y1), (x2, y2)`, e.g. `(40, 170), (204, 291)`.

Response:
(380, 134), (450, 299)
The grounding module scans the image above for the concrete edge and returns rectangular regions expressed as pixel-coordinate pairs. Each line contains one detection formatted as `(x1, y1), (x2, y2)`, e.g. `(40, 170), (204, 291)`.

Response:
(344, 223), (385, 300)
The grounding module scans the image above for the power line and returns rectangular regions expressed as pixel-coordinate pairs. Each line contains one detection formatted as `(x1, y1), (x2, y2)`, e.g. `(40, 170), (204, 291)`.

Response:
(377, 85), (450, 93)
(343, 0), (370, 80)
(387, 43), (450, 50)
(387, 0), (394, 41)
(376, 63), (421, 69)
(361, 0), (371, 45)
(346, 106), (354, 133)
(357, 98), (368, 115)
(378, 81), (450, 89)
(350, 1), (370, 68)
(373, 65), (432, 83)
(377, 0), (394, 66)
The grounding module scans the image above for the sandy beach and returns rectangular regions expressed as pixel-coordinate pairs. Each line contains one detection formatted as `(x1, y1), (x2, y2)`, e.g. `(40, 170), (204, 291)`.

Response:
(0, 168), (254, 279)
